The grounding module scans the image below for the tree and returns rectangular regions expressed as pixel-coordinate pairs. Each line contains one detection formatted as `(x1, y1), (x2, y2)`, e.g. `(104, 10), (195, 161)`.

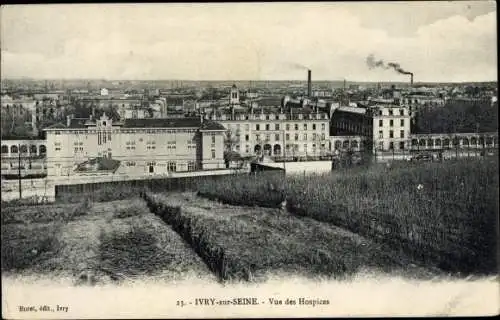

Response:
(223, 129), (240, 167)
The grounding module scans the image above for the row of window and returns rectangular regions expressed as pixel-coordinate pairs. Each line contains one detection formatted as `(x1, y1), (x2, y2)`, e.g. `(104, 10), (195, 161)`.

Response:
(378, 130), (406, 139)
(379, 109), (406, 116)
(378, 119), (405, 127)
(252, 123), (326, 131)
(1, 145), (46, 154)
(144, 161), (197, 172)
(54, 129), (198, 135)
(213, 113), (328, 121)
(379, 141), (406, 150)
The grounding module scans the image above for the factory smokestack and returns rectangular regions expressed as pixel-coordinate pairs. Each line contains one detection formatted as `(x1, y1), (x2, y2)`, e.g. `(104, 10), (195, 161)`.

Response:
(410, 73), (414, 87)
(307, 69), (312, 98)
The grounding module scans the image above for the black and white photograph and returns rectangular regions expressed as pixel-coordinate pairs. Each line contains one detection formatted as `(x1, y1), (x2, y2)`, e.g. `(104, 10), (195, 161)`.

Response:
(1, 1), (498, 318)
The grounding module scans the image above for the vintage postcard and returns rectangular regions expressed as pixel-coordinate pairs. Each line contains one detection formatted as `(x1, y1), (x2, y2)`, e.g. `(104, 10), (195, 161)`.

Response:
(1, 1), (498, 318)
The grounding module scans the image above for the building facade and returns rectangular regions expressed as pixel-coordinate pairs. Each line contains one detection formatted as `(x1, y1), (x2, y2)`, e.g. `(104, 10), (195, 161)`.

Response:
(43, 114), (226, 177)
(0, 139), (47, 176)
(330, 104), (411, 154)
(205, 106), (331, 159)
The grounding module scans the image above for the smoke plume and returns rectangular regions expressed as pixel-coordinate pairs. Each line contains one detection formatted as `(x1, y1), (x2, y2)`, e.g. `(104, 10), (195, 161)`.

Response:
(286, 62), (310, 70)
(366, 54), (412, 75)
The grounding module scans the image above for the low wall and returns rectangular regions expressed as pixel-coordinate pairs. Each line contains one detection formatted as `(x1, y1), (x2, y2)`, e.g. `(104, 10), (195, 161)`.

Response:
(264, 161), (333, 175)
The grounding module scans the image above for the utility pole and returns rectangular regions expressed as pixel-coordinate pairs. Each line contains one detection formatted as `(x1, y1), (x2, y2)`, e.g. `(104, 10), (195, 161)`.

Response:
(18, 144), (22, 199)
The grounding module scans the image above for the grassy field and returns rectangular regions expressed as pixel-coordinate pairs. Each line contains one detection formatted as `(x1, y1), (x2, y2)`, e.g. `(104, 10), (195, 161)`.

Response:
(196, 158), (499, 275)
(1, 198), (213, 284)
(143, 192), (441, 283)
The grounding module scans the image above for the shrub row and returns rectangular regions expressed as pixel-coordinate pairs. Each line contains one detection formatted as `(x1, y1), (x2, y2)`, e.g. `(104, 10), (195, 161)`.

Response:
(1, 198), (91, 224)
(142, 192), (407, 282)
(195, 158), (499, 275)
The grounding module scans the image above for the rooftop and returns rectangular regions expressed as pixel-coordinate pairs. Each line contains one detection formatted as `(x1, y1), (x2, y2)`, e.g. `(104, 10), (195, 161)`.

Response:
(335, 106), (367, 115)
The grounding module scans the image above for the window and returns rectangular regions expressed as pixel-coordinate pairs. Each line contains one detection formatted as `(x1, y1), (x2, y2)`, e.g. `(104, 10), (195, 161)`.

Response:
(265, 134), (270, 141)
(245, 124), (249, 131)
(286, 134), (290, 140)
(245, 134), (249, 142)
(400, 119), (405, 126)
(295, 124), (299, 130)
(400, 130), (405, 138)
(275, 124), (280, 130)
(399, 109), (404, 116)
(378, 130), (383, 138)
(321, 123), (325, 130)
(312, 133), (317, 140)
(55, 131), (61, 135)
(40, 145), (46, 154)
(399, 141), (405, 150)
(294, 134), (299, 141)
(304, 124), (307, 130)
(304, 144), (308, 152)
(312, 124), (316, 130)
(321, 133), (325, 140)
(256, 124), (260, 131)
(379, 119), (383, 127)
(167, 161), (176, 172)
(389, 130), (394, 138)
(265, 115), (269, 120)
(1, 145), (8, 154)
(167, 141), (176, 149)
(389, 119), (394, 127)
(188, 161), (196, 171)
(286, 124), (290, 130)
(265, 124), (270, 131)
(211, 149), (216, 159)
(20, 145), (28, 153)
(303, 133), (308, 140)
(255, 134), (260, 141)
(211, 135), (216, 144)
(388, 109), (393, 116)
(275, 134), (280, 141)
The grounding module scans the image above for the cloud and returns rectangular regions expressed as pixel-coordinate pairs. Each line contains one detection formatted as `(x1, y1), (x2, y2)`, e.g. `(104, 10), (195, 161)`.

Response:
(0, 4), (497, 81)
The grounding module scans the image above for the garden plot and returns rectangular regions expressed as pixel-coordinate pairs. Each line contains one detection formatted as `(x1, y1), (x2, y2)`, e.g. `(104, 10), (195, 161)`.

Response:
(144, 192), (437, 283)
(1, 198), (214, 284)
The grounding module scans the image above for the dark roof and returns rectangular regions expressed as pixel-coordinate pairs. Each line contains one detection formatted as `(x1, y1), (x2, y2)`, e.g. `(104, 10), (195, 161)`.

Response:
(200, 120), (226, 130)
(123, 117), (201, 128)
(44, 118), (95, 130)
(69, 118), (93, 128)
(75, 157), (121, 172)
(45, 122), (67, 129)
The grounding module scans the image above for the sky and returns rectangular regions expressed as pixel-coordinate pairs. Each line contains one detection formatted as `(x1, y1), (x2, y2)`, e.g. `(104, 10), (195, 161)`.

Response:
(0, 2), (497, 82)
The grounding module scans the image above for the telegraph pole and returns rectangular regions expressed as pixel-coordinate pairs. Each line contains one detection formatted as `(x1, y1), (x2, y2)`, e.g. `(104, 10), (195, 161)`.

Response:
(18, 144), (22, 199)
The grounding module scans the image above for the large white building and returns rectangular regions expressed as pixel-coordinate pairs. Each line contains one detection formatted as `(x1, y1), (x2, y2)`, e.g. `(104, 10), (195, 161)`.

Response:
(205, 104), (331, 159)
(330, 104), (412, 153)
(43, 114), (226, 177)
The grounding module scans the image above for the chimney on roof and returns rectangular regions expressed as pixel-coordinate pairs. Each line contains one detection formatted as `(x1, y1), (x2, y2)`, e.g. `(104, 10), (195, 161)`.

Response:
(307, 69), (312, 98)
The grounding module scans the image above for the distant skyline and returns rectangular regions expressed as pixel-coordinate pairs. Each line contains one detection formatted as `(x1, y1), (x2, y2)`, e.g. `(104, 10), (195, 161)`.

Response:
(1, 2), (497, 82)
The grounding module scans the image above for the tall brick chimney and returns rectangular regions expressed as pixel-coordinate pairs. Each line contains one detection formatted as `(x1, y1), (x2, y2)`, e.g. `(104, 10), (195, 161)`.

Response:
(307, 69), (312, 98)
